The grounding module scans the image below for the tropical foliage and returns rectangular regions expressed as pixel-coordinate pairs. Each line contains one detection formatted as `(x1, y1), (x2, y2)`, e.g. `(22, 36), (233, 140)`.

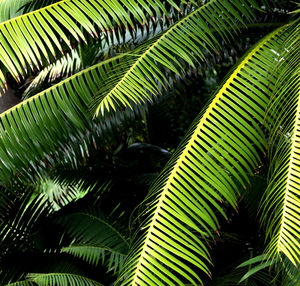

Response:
(0, 0), (299, 285)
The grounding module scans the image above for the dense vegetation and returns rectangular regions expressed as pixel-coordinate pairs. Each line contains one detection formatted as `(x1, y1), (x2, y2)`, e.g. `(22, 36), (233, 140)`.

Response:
(0, 0), (299, 285)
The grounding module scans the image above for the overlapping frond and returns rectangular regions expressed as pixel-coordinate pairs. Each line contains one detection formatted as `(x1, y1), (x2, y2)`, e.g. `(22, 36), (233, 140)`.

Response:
(0, 0), (28, 22)
(0, 0), (180, 91)
(0, 189), (52, 282)
(117, 26), (287, 286)
(91, 0), (260, 116)
(24, 49), (82, 96)
(36, 179), (92, 211)
(62, 244), (127, 274)
(0, 54), (128, 183)
(58, 209), (129, 273)
(5, 273), (104, 286)
(58, 210), (129, 251)
(261, 22), (300, 266)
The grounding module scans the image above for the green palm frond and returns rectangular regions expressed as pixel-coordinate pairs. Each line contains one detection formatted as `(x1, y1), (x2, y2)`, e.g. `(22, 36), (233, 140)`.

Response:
(0, 0), (29, 22)
(0, 54), (126, 183)
(58, 209), (129, 273)
(23, 49), (82, 96)
(90, 0), (260, 116)
(5, 273), (104, 286)
(0, 190), (52, 282)
(261, 22), (300, 266)
(62, 244), (127, 274)
(0, 0), (179, 90)
(0, 52), (149, 184)
(58, 210), (129, 250)
(35, 179), (92, 211)
(117, 26), (288, 286)
(4, 282), (35, 286)
(20, 0), (60, 14)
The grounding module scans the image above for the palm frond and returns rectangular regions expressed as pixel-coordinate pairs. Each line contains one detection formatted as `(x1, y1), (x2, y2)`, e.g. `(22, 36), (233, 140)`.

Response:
(117, 26), (287, 286)
(261, 22), (300, 266)
(4, 282), (35, 286)
(58, 209), (129, 273)
(0, 0), (180, 90)
(23, 49), (82, 96)
(5, 273), (104, 286)
(20, 0), (60, 14)
(62, 244), (127, 274)
(0, 190), (52, 282)
(0, 54), (125, 183)
(0, 0), (29, 22)
(90, 0), (261, 116)
(58, 210), (129, 250)
(35, 179), (92, 211)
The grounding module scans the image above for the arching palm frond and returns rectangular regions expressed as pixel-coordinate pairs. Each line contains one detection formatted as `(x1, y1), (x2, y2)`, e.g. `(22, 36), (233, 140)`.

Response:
(0, 0), (179, 91)
(5, 273), (104, 286)
(117, 26), (288, 286)
(0, 54), (128, 183)
(261, 22), (300, 266)
(90, 0), (260, 116)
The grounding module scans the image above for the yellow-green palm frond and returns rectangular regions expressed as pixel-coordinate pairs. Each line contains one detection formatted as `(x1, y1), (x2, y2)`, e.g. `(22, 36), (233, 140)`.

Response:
(117, 26), (287, 286)
(0, 0), (180, 91)
(90, 0), (260, 117)
(261, 22), (300, 266)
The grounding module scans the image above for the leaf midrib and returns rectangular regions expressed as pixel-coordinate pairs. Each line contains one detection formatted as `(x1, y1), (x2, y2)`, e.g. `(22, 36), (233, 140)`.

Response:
(129, 26), (286, 286)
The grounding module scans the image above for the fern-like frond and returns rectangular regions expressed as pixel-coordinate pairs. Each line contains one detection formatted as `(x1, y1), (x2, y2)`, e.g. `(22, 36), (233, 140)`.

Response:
(58, 210), (129, 251)
(57, 209), (129, 273)
(0, 0), (179, 90)
(117, 26), (287, 286)
(261, 22), (300, 266)
(5, 273), (104, 286)
(62, 244), (127, 274)
(90, 0), (260, 116)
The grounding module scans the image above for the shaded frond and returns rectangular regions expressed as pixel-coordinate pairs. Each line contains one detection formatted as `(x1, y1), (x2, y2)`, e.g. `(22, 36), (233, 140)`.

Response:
(58, 210), (129, 251)
(35, 179), (92, 211)
(4, 282), (35, 286)
(261, 22), (300, 266)
(62, 244), (127, 274)
(91, 0), (260, 116)
(117, 26), (287, 286)
(58, 209), (129, 273)
(20, 0), (60, 14)
(5, 273), (104, 286)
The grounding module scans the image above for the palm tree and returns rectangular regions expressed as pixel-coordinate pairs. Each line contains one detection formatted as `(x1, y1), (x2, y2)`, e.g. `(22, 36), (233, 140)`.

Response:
(0, 0), (299, 285)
